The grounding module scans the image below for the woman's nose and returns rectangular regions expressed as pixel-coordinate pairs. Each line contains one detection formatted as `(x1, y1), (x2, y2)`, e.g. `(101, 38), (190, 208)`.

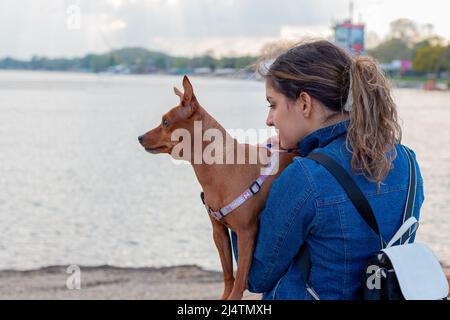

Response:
(266, 115), (274, 127)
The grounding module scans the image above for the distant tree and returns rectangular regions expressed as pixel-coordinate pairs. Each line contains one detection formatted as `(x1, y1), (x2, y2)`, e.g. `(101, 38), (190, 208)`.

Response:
(171, 57), (190, 69)
(413, 36), (445, 52)
(412, 44), (447, 75)
(154, 56), (168, 70)
(234, 56), (257, 70)
(0, 57), (28, 69)
(389, 18), (419, 45)
(80, 54), (114, 72)
(190, 55), (216, 69)
(368, 38), (414, 63)
(217, 57), (236, 69)
(443, 45), (450, 71)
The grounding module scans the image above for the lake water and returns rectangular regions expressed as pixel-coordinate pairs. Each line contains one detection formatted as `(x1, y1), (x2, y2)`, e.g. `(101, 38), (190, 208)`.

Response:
(0, 71), (449, 271)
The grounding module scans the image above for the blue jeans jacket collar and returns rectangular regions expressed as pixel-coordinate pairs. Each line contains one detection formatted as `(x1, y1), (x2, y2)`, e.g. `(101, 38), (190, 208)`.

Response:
(297, 119), (350, 156)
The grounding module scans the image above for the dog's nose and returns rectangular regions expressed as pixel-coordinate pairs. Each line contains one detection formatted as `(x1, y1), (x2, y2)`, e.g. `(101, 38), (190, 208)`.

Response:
(138, 135), (144, 144)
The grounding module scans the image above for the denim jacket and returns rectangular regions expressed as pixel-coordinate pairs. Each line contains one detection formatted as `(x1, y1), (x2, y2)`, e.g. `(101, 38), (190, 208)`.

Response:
(231, 119), (424, 300)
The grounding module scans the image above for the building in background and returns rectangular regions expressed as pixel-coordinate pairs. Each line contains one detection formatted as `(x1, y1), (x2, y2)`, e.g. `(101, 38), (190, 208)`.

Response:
(334, 22), (365, 55)
(333, 1), (365, 55)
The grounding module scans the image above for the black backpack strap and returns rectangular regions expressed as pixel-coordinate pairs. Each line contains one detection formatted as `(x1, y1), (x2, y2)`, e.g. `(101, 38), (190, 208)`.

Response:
(306, 152), (386, 249)
(400, 146), (417, 244)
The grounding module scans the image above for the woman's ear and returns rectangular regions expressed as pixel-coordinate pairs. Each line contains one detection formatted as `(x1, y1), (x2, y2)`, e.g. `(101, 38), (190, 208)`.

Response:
(296, 92), (313, 118)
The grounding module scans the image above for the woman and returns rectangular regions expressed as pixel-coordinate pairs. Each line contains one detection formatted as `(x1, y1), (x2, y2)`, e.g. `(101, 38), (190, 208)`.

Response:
(231, 40), (424, 299)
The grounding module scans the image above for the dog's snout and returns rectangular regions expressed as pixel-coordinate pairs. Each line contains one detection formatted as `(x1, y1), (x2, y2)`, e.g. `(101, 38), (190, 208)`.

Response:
(138, 135), (144, 144)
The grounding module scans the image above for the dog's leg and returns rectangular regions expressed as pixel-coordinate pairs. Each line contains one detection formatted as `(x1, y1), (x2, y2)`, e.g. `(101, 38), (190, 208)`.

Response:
(210, 217), (235, 300)
(227, 225), (258, 300)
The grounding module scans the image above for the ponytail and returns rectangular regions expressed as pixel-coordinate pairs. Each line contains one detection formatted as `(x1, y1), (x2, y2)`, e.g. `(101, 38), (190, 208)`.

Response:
(346, 55), (402, 185)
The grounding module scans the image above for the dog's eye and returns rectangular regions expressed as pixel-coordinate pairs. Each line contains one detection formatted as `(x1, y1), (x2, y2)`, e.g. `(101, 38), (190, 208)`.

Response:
(162, 119), (169, 128)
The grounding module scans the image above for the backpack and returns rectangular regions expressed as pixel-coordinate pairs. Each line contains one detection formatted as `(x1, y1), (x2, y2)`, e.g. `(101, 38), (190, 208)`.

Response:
(299, 146), (448, 300)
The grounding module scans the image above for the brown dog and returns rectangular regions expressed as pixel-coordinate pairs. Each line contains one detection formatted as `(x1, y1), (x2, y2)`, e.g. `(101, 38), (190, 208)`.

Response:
(138, 75), (297, 300)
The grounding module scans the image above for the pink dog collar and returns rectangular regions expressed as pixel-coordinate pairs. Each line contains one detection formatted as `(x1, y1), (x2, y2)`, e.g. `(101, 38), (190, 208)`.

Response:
(200, 144), (298, 222)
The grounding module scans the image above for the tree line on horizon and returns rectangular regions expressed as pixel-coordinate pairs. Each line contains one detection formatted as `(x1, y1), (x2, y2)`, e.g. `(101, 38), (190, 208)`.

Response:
(0, 25), (448, 77)
(0, 47), (258, 74)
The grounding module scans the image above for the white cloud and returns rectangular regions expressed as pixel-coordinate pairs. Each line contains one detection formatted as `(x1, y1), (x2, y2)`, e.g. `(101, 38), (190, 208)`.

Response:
(0, 0), (449, 59)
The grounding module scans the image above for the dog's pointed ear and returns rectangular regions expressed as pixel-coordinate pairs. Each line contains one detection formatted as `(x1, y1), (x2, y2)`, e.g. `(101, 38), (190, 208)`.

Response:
(180, 75), (198, 118)
(173, 86), (183, 99)
(182, 75), (196, 103)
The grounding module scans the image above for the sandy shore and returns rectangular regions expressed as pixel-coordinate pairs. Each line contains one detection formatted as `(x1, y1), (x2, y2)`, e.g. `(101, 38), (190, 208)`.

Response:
(0, 265), (261, 300)
(0, 265), (448, 300)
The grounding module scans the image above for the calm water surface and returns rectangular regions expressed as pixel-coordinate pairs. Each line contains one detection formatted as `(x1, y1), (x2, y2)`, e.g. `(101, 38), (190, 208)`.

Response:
(0, 71), (448, 271)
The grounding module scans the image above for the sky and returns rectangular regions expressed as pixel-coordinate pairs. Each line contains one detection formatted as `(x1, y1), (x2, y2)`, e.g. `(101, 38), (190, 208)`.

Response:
(0, 0), (449, 59)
